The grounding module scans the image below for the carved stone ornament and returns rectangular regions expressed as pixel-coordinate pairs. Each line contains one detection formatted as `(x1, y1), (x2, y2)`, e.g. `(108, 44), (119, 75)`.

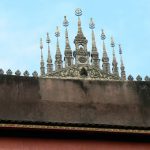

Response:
(128, 75), (134, 81)
(78, 57), (87, 63)
(23, 70), (30, 77)
(6, 69), (12, 75)
(0, 69), (4, 75)
(144, 76), (150, 81)
(32, 71), (38, 77)
(48, 65), (120, 80)
(136, 75), (142, 81)
(15, 70), (21, 76)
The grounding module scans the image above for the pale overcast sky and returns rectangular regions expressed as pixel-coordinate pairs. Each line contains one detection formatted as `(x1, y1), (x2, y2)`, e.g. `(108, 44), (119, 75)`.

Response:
(0, 0), (150, 78)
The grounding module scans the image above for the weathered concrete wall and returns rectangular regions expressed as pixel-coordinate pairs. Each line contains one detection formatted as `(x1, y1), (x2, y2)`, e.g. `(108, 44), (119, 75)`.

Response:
(0, 75), (150, 127)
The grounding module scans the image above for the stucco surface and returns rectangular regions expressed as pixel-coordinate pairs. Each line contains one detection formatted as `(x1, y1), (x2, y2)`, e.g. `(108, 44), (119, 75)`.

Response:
(0, 75), (150, 127)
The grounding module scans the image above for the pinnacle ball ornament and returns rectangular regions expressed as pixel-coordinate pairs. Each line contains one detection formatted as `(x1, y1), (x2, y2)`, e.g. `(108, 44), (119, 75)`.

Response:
(55, 26), (60, 37)
(40, 38), (43, 49)
(89, 18), (95, 29)
(101, 29), (106, 40)
(111, 37), (115, 47)
(119, 44), (122, 55)
(46, 32), (50, 44)
(63, 16), (69, 27)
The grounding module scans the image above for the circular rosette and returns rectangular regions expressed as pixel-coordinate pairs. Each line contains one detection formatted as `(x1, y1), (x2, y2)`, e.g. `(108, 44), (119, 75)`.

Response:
(78, 57), (87, 63)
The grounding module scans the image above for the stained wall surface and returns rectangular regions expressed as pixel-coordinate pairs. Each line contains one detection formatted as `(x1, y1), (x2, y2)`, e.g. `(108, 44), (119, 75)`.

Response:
(0, 75), (150, 127)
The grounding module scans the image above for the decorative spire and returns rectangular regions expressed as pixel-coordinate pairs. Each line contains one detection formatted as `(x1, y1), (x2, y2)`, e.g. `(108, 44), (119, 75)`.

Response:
(101, 29), (107, 58)
(40, 38), (44, 60)
(55, 26), (62, 71)
(63, 16), (71, 50)
(40, 38), (45, 76)
(74, 8), (87, 48)
(75, 8), (83, 36)
(89, 18), (97, 51)
(73, 8), (89, 66)
(101, 29), (110, 74)
(55, 26), (61, 55)
(89, 18), (99, 68)
(46, 32), (53, 75)
(111, 36), (119, 76)
(119, 44), (126, 80)
(63, 16), (73, 67)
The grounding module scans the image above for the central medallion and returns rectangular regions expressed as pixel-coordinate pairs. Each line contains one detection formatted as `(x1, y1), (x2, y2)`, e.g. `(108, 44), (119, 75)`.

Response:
(78, 57), (87, 63)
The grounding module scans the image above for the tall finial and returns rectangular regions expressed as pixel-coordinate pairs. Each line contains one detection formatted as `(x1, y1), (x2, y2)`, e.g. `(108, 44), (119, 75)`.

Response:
(111, 36), (119, 76)
(55, 26), (60, 37)
(89, 18), (95, 29)
(74, 8), (88, 65)
(46, 33), (51, 60)
(101, 29), (107, 55)
(63, 16), (73, 67)
(111, 36), (115, 48)
(46, 32), (50, 44)
(101, 29), (106, 40)
(75, 8), (83, 36)
(119, 44), (122, 55)
(40, 38), (43, 50)
(119, 44), (123, 66)
(55, 26), (61, 55)
(55, 26), (62, 71)
(89, 18), (99, 68)
(40, 38), (45, 76)
(119, 44), (126, 80)
(89, 18), (97, 51)
(63, 16), (70, 49)
(63, 16), (69, 27)
(101, 29), (110, 74)
(111, 36), (116, 60)
(46, 32), (53, 75)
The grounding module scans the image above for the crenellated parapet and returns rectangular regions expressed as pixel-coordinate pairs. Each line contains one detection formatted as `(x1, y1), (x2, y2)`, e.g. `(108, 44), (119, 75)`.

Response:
(0, 68), (149, 82)
(0, 69), (39, 78)
(128, 75), (134, 81)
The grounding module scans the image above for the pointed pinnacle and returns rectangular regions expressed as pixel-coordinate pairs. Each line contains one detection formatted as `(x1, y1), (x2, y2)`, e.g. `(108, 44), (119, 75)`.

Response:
(77, 16), (84, 37)
(55, 26), (60, 37)
(46, 32), (50, 44)
(89, 18), (95, 29)
(65, 28), (71, 49)
(111, 36), (115, 47)
(63, 16), (69, 27)
(119, 44), (122, 54)
(92, 30), (97, 51)
(119, 44), (124, 66)
(40, 38), (44, 62)
(78, 17), (81, 29)
(56, 37), (61, 56)
(40, 38), (43, 49)
(101, 29), (106, 40)
(47, 46), (52, 62)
